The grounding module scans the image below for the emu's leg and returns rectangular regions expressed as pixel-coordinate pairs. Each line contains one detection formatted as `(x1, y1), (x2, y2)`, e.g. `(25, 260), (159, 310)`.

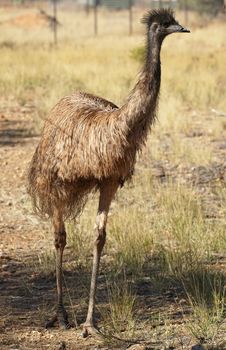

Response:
(46, 210), (70, 329)
(82, 180), (118, 337)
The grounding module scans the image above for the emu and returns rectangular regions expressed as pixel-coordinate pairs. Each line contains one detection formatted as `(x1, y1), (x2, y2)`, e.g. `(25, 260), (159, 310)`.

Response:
(28, 9), (190, 337)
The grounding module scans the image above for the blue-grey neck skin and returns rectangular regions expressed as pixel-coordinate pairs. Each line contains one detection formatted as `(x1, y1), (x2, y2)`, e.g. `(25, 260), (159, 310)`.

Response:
(121, 27), (163, 132)
(144, 28), (163, 96)
(146, 28), (163, 66)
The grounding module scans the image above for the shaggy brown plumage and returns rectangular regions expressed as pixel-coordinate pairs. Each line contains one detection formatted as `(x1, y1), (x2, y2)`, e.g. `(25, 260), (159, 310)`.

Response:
(27, 84), (156, 219)
(28, 93), (118, 219)
(27, 8), (190, 336)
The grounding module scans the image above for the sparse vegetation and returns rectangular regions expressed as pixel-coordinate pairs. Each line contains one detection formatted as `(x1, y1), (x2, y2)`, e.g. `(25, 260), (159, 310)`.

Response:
(184, 269), (226, 347)
(102, 279), (136, 341)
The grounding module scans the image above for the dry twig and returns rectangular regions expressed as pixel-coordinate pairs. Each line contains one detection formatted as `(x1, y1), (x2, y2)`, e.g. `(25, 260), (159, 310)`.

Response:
(211, 108), (226, 118)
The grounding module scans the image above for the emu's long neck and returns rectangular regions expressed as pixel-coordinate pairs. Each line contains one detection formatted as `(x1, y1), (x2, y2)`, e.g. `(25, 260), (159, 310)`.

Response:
(121, 31), (162, 133)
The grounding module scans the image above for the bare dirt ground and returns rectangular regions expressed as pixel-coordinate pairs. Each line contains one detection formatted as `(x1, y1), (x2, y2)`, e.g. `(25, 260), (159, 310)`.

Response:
(0, 102), (225, 350)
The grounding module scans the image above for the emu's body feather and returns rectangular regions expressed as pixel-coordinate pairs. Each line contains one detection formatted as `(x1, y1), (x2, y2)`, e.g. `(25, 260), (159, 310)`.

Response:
(27, 10), (170, 220)
(28, 89), (156, 219)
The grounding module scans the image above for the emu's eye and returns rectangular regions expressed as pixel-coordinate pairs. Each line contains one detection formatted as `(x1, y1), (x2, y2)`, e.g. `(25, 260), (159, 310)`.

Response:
(163, 22), (170, 28)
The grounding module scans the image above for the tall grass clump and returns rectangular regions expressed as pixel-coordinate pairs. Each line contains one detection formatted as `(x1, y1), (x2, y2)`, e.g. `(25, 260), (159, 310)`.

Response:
(151, 183), (225, 278)
(66, 222), (92, 269)
(101, 278), (136, 342)
(66, 201), (96, 269)
(32, 249), (55, 275)
(183, 268), (225, 347)
(108, 207), (154, 277)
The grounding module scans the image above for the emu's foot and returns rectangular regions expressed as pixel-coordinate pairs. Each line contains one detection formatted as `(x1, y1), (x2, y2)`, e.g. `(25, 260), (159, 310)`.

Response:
(45, 311), (71, 329)
(82, 323), (101, 338)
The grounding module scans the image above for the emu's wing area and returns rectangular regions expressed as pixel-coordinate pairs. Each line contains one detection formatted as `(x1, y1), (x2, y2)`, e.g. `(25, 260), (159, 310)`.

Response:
(38, 92), (121, 181)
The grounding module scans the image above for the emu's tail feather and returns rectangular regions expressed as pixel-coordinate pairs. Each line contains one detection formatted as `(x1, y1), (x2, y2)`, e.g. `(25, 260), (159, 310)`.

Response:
(27, 148), (97, 220)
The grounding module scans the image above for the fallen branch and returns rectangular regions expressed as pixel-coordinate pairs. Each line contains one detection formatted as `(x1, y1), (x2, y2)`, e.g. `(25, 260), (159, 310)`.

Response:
(211, 108), (226, 118)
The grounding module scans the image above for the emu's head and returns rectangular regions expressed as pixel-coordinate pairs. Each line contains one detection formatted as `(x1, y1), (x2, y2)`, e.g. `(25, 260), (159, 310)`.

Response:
(142, 8), (190, 39)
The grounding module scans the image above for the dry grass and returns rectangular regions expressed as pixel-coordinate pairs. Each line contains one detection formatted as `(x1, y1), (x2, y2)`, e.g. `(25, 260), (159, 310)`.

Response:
(183, 269), (225, 348)
(1, 6), (225, 349)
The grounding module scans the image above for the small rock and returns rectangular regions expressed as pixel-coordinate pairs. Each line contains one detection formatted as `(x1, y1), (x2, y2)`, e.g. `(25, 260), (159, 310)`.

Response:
(191, 345), (205, 350)
(2, 264), (8, 270)
(58, 342), (66, 350)
(127, 345), (147, 350)
(152, 166), (165, 178)
(218, 142), (226, 150)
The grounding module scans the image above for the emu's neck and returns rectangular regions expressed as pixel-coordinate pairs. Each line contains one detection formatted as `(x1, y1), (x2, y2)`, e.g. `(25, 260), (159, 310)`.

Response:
(121, 31), (162, 133)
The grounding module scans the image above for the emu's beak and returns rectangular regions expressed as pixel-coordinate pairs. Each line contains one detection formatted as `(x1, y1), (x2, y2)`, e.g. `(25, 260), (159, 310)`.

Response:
(169, 24), (190, 33)
(179, 26), (190, 33)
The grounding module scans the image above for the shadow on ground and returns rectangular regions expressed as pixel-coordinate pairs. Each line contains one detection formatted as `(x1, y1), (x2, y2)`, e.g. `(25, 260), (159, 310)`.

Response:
(0, 119), (37, 146)
(1, 249), (225, 327)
